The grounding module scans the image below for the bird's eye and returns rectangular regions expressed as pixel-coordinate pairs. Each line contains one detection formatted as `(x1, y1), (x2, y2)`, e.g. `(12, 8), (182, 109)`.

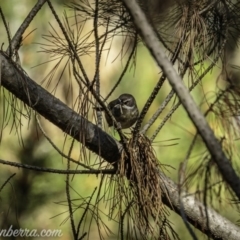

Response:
(123, 100), (130, 105)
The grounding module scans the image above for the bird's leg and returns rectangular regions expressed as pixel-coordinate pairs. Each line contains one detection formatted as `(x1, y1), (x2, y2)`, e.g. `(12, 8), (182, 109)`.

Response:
(113, 121), (122, 130)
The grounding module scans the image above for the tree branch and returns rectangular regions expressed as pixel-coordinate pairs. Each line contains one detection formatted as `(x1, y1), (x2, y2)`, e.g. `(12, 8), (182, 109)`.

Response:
(121, 0), (240, 201)
(0, 52), (121, 164)
(160, 171), (240, 240)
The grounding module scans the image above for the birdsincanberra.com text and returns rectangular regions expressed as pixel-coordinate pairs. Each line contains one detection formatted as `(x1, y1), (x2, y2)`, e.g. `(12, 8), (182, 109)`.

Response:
(0, 225), (63, 238)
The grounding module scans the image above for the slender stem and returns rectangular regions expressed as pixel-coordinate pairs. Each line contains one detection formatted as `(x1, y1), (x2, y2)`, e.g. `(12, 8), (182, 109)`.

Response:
(0, 158), (115, 174)
(7, 0), (47, 56)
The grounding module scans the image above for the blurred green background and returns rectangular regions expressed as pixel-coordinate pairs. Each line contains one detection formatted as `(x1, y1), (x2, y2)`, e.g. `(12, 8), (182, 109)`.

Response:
(0, 1), (239, 239)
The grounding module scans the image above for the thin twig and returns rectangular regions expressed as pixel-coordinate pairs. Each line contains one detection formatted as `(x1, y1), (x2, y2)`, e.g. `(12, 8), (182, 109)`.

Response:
(0, 158), (115, 174)
(0, 173), (16, 193)
(0, 8), (12, 57)
(93, 0), (102, 128)
(66, 141), (77, 239)
(76, 187), (97, 238)
(7, 0), (47, 56)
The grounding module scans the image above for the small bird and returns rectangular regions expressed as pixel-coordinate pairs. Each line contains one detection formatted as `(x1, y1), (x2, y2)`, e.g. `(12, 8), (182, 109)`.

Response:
(105, 93), (139, 129)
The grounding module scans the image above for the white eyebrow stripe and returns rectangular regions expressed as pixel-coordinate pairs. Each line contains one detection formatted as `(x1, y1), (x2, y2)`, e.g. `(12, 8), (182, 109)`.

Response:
(122, 105), (134, 110)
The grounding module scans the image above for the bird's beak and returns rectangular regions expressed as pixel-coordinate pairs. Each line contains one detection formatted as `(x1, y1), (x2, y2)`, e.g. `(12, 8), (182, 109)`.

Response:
(119, 105), (123, 114)
(117, 99), (123, 114)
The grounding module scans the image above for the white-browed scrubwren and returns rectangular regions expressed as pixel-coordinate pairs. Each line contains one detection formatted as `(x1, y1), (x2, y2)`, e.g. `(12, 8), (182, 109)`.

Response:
(105, 94), (139, 129)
